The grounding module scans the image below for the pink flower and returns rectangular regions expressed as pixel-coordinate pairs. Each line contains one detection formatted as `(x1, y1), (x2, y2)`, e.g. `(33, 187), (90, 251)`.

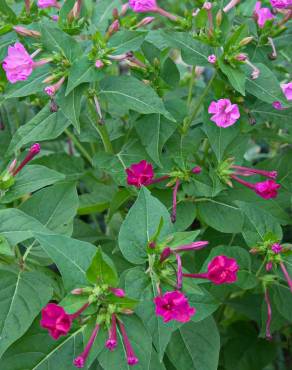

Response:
(37, 0), (60, 8)
(109, 287), (125, 297)
(126, 160), (154, 187)
(254, 2), (275, 28)
(117, 319), (139, 366)
(40, 303), (73, 340)
(12, 143), (41, 176)
(74, 324), (100, 368)
(207, 54), (217, 64)
(208, 99), (240, 128)
(154, 291), (196, 323)
(136, 16), (155, 27)
(272, 101), (283, 110)
(270, 0), (292, 9)
(254, 179), (281, 199)
(206, 256), (239, 284)
(231, 165), (277, 179)
(129, 0), (157, 12)
(105, 314), (117, 351)
(2, 43), (34, 83)
(281, 82), (292, 101)
(44, 76), (65, 97)
(271, 243), (282, 254)
(95, 60), (104, 69)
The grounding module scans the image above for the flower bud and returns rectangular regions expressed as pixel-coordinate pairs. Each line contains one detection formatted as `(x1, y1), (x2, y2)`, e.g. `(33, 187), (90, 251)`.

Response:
(239, 36), (254, 46)
(13, 26), (41, 38)
(216, 10), (222, 26)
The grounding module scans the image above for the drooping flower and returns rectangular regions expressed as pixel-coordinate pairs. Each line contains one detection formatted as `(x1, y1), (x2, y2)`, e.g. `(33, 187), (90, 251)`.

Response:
(74, 324), (100, 368)
(154, 291), (196, 323)
(208, 54), (217, 64)
(40, 303), (73, 340)
(41, 302), (89, 340)
(183, 255), (239, 285)
(281, 82), (292, 101)
(270, 0), (292, 9)
(208, 99), (240, 128)
(126, 160), (154, 187)
(44, 76), (65, 97)
(254, 2), (275, 28)
(2, 43), (34, 83)
(129, 0), (157, 12)
(37, 0), (61, 8)
(105, 314), (118, 351)
(254, 179), (281, 199)
(117, 319), (139, 365)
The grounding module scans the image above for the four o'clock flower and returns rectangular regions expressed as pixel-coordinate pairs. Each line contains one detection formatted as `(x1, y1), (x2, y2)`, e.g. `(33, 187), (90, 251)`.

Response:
(253, 2), (275, 28)
(37, 0), (61, 8)
(12, 143), (41, 176)
(281, 82), (292, 101)
(272, 101), (283, 110)
(117, 319), (139, 366)
(106, 314), (118, 351)
(208, 99), (240, 128)
(3, 43), (51, 84)
(183, 255), (239, 285)
(126, 160), (155, 187)
(40, 302), (89, 340)
(154, 290), (196, 323)
(44, 76), (65, 97)
(74, 324), (100, 368)
(208, 54), (217, 64)
(254, 179), (281, 199)
(264, 288), (272, 340)
(109, 287), (126, 297)
(129, 0), (178, 21)
(270, 0), (292, 9)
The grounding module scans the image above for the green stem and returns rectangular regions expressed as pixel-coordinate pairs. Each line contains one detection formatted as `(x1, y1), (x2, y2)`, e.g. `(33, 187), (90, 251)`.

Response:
(93, 123), (113, 154)
(183, 71), (217, 134)
(256, 256), (267, 277)
(64, 129), (92, 165)
(187, 66), (196, 107)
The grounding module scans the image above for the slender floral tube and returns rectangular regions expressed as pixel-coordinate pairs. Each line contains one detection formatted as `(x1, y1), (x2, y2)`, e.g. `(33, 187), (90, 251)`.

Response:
(231, 174), (255, 190)
(264, 288), (272, 340)
(149, 175), (169, 185)
(280, 261), (292, 292)
(74, 324), (100, 368)
(268, 37), (277, 59)
(12, 143), (41, 176)
(223, 0), (240, 13)
(175, 253), (183, 289)
(155, 7), (178, 21)
(106, 314), (118, 351)
(118, 320), (139, 366)
(70, 302), (90, 320)
(232, 166), (277, 179)
(171, 179), (180, 223)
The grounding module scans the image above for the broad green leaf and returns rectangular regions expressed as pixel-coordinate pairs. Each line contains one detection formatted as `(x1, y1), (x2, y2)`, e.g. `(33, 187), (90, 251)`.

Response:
(99, 76), (175, 121)
(34, 233), (96, 290)
(162, 31), (211, 66)
(273, 285), (292, 323)
(108, 31), (146, 55)
(20, 182), (79, 234)
(78, 184), (114, 215)
(218, 59), (246, 96)
(0, 0), (17, 22)
(135, 114), (177, 166)
(0, 269), (53, 357)
(197, 198), (244, 233)
(86, 247), (118, 286)
(7, 106), (70, 155)
(119, 187), (173, 264)
(0, 235), (13, 256)
(167, 317), (220, 370)
(1, 165), (65, 204)
(0, 208), (52, 245)
(40, 21), (82, 62)
(1, 321), (85, 370)
(188, 289), (220, 322)
(91, 0), (121, 33)
(237, 201), (282, 247)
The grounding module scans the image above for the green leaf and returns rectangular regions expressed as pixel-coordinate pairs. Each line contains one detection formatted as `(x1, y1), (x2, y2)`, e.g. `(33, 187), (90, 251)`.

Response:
(119, 187), (173, 264)
(19, 182), (79, 234)
(167, 317), (220, 370)
(273, 285), (292, 323)
(197, 198), (244, 233)
(57, 84), (87, 133)
(7, 106), (70, 155)
(245, 64), (285, 104)
(86, 247), (118, 286)
(91, 0), (121, 33)
(218, 60), (246, 96)
(1, 165), (65, 204)
(34, 233), (96, 290)
(99, 76), (175, 121)
(0, 208), (52, 245)
(78, 184), (114, 215)
(237, 201), (282, 247)
(0, 0), (17, 22)
(40, 21), (82, 62)
(0, 235), (13, 256)
(188, 289), (220, 322)
(162, 31), (211, 66)
(0, 269), (53, 357)
(135, 114), (177, 166)
(108, 30), (146, 55)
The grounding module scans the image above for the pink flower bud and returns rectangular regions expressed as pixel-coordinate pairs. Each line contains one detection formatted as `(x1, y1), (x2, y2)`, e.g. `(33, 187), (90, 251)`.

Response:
(13, 26), (41, 38)
(203, 2), (212, 10)
(207, 54), (217, 64)
(191, 166), (202, 174)
(136, 16), (155, 27)
(266, 261), (273, 271)
(95, 60), (104, 69)
(109, 287), (125, 297)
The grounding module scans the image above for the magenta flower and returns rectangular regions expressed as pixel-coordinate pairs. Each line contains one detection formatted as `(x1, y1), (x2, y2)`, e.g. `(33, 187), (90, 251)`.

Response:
(105, 314), (118, 351)
(109, 287), (125, 297)
(37, 0), (60, 8)
(40, 303), (73, 340)
(117, 319), (139, 366)
(95, 60), (104, 69)
(272, 101), (283, 110)
(2, 43), (34, 83)
(129, 0), (157, 12)
(41, 302), (89, 340)
(231, 165), (277, 179)
(254, 2), (275, 28)
(208, 99), (240, 128)
(126, 160), (154, 187)
(154, 291), (196, 323)
(254, 179), (281, 199)
(271, 243), (282, 254)
(12, 143), (41, 176)
(270, 0), (292, 9)
(207, 54), (217, 64)
(74, 324), (100, 368)
(281, 82), (292, 101)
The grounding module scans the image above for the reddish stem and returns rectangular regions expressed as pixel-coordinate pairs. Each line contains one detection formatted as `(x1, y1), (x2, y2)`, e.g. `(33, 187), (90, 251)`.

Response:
(171, 179), (180, 223)
(280, 261), (292, 292)
(264, 289), (272, 340)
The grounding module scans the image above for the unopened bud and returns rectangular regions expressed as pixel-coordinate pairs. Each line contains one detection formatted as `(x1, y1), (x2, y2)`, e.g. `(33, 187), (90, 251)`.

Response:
(235, 53), (247, 61)
(30, 143), (41, 155)
(266, 262), (273, 272)
(148, 241), (156, 249)
(13, 26), (40, 38)
(136, 16), (155, 28)
(108, 19), (120, 37)
(71, 288), (84, 295)
(203, 2), (212, 10)
(121, 3), (129, 16)
(112, 7), (119, 19)
(191, 166), (202, 174)
(95, 60), (104, 69)
(250, 248), (259, 254)
(216, 10), (222, 26)
(239, 36), (253, 46)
